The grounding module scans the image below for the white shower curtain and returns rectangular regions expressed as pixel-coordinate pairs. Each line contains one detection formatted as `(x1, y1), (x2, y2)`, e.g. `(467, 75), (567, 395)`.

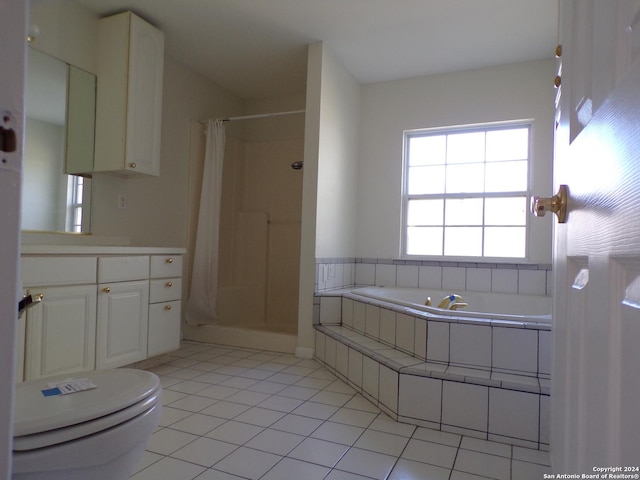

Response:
(185, 119), (225, 325)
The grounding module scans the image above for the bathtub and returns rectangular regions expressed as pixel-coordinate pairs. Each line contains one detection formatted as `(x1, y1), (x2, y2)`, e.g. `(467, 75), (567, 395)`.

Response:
(349, 286), (551, 324)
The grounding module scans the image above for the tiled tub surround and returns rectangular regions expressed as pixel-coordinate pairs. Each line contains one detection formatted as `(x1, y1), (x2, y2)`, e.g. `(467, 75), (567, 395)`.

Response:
(316, 258), (553, 296)
(313, 291), (551, 451)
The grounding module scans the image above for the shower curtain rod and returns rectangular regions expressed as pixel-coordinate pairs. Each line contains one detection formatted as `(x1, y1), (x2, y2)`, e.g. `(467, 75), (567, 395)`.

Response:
(200, 109), (305, 124)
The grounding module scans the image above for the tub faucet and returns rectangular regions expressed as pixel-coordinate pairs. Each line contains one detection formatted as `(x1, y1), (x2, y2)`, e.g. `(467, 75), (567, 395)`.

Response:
(437, 294), (468, 310)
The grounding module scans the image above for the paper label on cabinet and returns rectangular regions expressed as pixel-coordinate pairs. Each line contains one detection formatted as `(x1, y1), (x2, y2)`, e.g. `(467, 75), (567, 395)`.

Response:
(41, 378), (97, 397)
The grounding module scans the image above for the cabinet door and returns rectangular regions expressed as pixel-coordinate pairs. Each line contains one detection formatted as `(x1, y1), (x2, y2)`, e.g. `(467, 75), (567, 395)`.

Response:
(125, 13), (164, 176)
(96, 280), (149, 369)
(25, 285), (97, 380)
(148, 300), (181, 357)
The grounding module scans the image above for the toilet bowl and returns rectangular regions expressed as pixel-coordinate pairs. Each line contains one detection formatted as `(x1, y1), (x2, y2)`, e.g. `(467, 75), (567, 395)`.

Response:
(12, 368), (162, 480)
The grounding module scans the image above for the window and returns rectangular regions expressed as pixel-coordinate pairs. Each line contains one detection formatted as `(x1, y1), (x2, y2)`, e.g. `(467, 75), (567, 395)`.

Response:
(67, 175), (86, 233)
(402, 123), (531, 259)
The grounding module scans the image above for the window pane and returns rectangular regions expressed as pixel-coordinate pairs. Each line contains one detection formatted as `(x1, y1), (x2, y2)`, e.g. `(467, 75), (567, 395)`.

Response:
(407, 199), (444, 225)
(485, 197), (527, 226)
(445, 198), (483, 225)
(409, 135), (446, 166)
(445, 163), (484, 193)
(444, 227), (482, 256)
(407, 227), (443, 255)
(408, 166), (445, 194)
(484, 227), (526, 257)
(484, 161), (527, 192)
(447, 132), (485, 164)
(486, 128), (529, 161)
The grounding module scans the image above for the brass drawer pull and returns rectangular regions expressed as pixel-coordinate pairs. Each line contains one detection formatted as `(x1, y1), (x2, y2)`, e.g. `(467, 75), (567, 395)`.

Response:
(164, 305), (172, 311)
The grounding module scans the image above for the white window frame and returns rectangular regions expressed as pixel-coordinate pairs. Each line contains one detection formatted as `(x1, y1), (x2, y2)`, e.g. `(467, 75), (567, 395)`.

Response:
(401, 121), (533, 262)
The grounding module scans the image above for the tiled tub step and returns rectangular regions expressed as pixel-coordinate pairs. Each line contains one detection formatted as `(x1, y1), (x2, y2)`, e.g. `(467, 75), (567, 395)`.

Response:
(314, 324), (550, 450)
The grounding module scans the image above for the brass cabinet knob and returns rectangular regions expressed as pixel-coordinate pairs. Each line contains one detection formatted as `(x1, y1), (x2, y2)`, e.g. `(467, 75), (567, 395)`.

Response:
(555, 44), (562, 58)
(554, 75), (562, 88)
(166, 282), (173, 287)
(531, 185), (568, 223)
(129, 162), (137, 169)
(166, 258), (173, 264)
(164, 305), (172, 311)
(103, 287), (111, 293)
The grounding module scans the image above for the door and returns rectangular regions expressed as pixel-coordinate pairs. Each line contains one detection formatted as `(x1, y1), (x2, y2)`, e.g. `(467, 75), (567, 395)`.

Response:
(96, 280), (149, 368)
(25, 286), (97, 380)
(0, 1), (27, 477)
(551, 0), (640, 472)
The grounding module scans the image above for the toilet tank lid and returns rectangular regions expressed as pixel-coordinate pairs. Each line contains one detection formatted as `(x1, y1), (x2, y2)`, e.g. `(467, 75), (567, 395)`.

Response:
(13, 369), (160, 437)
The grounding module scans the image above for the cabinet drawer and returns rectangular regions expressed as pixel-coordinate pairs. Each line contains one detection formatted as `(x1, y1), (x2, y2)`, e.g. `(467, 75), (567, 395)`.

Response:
(22, 256), (97, 287)
(150, 255), (182, 278)
(98, 256), (149, 283)
(150, 278), (182, 303)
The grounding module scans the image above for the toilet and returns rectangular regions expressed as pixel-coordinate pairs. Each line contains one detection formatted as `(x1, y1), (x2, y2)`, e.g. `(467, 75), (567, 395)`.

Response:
(12, 368), (162, 480)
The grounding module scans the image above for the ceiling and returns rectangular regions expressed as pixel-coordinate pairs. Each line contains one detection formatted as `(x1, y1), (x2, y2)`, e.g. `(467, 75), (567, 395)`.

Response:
(74, 0), (559, 100)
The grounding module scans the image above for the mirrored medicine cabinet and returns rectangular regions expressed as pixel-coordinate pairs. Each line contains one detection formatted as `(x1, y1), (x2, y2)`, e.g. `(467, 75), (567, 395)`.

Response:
(23, 47), (96, 234)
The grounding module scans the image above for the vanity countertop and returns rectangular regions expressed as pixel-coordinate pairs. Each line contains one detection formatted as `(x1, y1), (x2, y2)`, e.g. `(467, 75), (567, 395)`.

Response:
(21, 245), (186, 256)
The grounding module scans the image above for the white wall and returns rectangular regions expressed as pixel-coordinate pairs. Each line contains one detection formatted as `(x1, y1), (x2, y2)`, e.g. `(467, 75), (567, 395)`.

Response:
(298, 43), (361, 353)
(314, 46), (361, 258)
(356, 59), (556, 263)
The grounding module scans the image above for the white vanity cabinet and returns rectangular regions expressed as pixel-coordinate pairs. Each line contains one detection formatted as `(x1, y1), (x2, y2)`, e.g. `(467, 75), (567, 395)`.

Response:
(94, 11), (164, 176)
(21, 256), (98, 381)
(96, 256), (150, 369)
(148, 255), (183, 357)
(18, 247), (184, 382)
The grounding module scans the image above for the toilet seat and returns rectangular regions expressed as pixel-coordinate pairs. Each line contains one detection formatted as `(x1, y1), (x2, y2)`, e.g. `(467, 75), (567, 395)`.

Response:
(13, 369), (161, 451)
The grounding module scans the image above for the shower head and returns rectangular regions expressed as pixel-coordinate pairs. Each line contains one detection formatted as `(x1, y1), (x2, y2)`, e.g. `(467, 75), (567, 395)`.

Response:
(291, 161), (304, 170)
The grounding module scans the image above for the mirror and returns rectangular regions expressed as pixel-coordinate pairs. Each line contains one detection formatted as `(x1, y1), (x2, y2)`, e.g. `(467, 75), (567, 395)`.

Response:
(23, 47), (96, 233)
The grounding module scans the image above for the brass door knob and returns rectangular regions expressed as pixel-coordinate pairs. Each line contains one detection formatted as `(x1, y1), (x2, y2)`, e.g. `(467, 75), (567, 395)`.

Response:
(166, 282), (173, 287)
(129, 162), (136, 169)
(164, 305), (172, 311)
(531, 185), (568, 223)
(166, 258), (173, 264)
(103, 287), (111, 293)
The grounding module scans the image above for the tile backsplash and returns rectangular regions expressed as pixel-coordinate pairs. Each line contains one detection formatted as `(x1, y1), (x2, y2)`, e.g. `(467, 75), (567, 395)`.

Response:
(316, 258), (552, 296)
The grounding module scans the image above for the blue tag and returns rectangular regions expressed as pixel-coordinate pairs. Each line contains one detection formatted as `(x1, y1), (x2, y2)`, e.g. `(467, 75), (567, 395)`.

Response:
(41, 387), (62, 397)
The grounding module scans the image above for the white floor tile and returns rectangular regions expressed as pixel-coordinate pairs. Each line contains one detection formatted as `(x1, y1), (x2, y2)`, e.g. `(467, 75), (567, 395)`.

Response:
(354, 429), (409, 456)
(232, 406), (286, 427)
(244, 428), (306, 455)
(193, 470), (246, 480)
(334, 447), (397, 480)
(454, 449), (511, 480)
(388, 458), (451, 480)
(512, 459), (552, 479)
(205, 420), (264, 445)
(291, 400), (340, 420)
(288, 437), (350, 467)
(169, 413), (227, 436)
(147, 428), (199, 455)
(212, 447), (282, 480)
(171, 437), (238, 467)
(401, 438), (458, 469)
(200, 401), (251, 420)
(260, 457), (330, 480)
(412, 427), (461, 447)
(135, 342), (553, 480)
(329, 407), (378, 428)
(130, 456), (206, 480)
(311, 421), (365, 446)
(269, 413), (324, 436)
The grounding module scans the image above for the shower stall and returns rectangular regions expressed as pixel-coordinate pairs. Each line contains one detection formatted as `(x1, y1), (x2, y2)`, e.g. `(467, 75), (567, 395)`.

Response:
(187, 110), (304, 342)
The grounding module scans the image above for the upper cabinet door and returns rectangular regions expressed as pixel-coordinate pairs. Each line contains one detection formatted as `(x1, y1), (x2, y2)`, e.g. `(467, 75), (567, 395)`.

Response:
(94, 11), (164, 176)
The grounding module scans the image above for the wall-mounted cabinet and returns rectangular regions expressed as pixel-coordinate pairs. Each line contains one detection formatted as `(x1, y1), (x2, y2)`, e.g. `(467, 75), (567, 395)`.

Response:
(94, 11), (164, 176)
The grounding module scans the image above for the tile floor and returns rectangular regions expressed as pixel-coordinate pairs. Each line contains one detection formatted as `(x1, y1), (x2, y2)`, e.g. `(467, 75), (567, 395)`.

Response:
(130, 341), (552, 480)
